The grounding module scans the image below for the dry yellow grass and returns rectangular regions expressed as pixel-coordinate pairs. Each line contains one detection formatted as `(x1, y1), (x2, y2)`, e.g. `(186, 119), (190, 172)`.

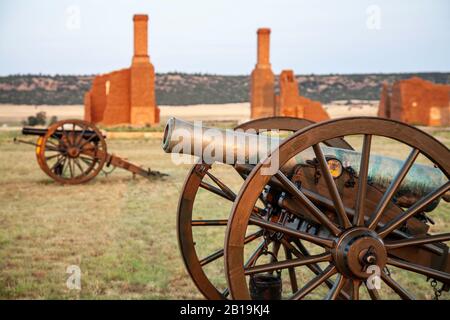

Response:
(0, 105), (449, 300)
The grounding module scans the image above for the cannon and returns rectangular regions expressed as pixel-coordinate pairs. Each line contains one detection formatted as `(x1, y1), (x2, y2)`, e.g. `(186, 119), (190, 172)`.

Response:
(163, 116), (450, 300)
(16, 119), (166, 184)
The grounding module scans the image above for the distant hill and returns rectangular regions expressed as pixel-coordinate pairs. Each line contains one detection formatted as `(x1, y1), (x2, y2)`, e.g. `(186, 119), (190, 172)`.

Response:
(0, 72), (448, 106)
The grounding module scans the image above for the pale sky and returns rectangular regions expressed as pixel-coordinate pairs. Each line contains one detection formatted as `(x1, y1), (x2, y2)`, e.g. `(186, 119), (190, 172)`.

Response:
(0, 0), (449, 75)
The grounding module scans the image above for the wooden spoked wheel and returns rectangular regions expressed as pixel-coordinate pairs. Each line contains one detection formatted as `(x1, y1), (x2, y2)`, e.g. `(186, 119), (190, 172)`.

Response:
(37, 119), (107, 185)
(177, 117), (353, 299)
(224, 117), (450, 300)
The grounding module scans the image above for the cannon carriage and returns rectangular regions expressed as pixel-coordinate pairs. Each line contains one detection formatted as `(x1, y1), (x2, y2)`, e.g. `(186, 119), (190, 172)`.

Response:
(163, 116), (450, 300)
(16, 119), (166, 184)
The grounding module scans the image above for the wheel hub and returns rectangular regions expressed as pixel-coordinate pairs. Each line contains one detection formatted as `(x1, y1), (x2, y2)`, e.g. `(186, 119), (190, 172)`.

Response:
(333, 228), (387, 279)
(67, 147), (80, 158)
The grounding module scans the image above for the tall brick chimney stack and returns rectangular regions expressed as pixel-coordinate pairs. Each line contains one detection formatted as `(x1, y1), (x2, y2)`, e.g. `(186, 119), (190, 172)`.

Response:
(132, 14), (150, 64)
(256, 28), (271, 67)
(130, 14), (159, 125)
(250, 28), (275, 119)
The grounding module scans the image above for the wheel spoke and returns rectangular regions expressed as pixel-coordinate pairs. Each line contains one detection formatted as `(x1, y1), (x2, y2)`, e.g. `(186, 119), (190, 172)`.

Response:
(249, 215), (335, 248)
(61, 157), (68, 176)
(80, 156), (94, 164)
(351, 280), (360, 300)
(379, 182), (450, 238)
(283, 244), (299, 293)
(387, 257), (450, 284)
(291, 265), (337, 300)
(45, 145), (61, 152)
(199, 181), (263, 214)
(365, 281), (381, 300)
(200, 181), (234, 201)
(313, 144), (351, 229)
(205, 171), (236, 201)
(354, 134), (372, 227)
(50, 156), (65, 171)
(61, 125), (69, 141)
(222, 288), (230, 298)
(244, 240), (268, 268)
(200, 248), (224, 267)
(68, 158), (74, 178)
(282, 239), (350, 299)
(381, 271), (414, 300)
(324, 274), (346, 300)
(244, 252), (331, 276)
(45, 154), (60, 161)
(199, 230), (263, 266)
(191, 219), (228, 226)
(275, 171), (341, 236)
(385, 233), (450, 250)
(45, 138), (59, 148)
(79, 132), (97, 149)
(74, 158), (85, 176)
(79, 157), (96, 170)
(76, 126), (87, 147)
(367, 148), (420, 229)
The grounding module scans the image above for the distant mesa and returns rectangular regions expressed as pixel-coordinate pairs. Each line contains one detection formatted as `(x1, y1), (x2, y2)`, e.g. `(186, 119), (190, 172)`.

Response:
(378, 77), (450, 126)
(84, 14), (160, 126)
(250, 28), (330, 122)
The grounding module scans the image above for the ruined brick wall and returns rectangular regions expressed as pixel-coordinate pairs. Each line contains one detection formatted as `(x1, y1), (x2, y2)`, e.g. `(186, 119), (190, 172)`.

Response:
(389, 81), (403, 122)
(377, 83), (391, 118)
(250, 28), (275, 119)
(102, 69), (131, 125)
(85, 74), (109, 123)
(84, 92), (92, 122)
(299, 96), (330, 123)
(279, 70), (300, 117)
(388, 77), (449, 126)
(84, 14), (159, 126)
(278, 69), (330, 122)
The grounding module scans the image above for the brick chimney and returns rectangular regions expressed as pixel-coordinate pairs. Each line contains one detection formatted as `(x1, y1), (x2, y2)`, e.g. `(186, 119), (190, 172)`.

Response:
(256, 28), (271, 67)
(250, 28), (275, 119)
(132, 14), (149, 64)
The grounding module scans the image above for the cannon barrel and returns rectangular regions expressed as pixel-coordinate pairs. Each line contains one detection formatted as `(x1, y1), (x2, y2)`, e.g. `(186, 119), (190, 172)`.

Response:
(162, 117), (449, 205)
(22, 127), (50, 136)
(162, 117), (279, 164)
(22, 126), (102, 141)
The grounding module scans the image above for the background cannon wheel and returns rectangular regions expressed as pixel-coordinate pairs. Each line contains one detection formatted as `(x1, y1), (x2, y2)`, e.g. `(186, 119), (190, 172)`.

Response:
(177, 117), (353, 299)
(37, 119), (107, 185)
(224, 117), (450, 300)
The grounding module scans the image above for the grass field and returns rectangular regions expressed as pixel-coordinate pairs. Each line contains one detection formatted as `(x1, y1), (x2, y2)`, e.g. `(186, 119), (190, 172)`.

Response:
(0, 123), (449, 300)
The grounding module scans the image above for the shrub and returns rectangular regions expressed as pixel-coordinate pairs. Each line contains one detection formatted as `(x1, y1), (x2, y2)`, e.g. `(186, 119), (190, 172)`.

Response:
(24, 111), (47, 126)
